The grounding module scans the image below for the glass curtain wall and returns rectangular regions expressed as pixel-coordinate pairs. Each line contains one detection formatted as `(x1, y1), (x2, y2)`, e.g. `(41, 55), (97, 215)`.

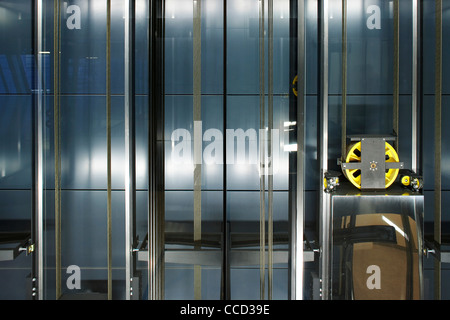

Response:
(38, 0), (149, 299)
(1, 0), (450, 301)
(163, 0), (292, 300)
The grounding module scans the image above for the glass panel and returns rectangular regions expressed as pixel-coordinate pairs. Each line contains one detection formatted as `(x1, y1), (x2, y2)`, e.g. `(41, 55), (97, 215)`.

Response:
(0, 0), (33, 300)
(163, 0), (291, 299)
(41, 0), (127, 300)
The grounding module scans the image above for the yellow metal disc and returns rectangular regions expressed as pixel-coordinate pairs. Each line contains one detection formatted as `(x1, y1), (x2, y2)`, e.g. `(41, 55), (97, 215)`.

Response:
(343, 141), (400, 189)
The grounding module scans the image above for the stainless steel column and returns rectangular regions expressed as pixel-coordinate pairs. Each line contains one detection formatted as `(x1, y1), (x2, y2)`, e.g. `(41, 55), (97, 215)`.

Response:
(319, 0), (331, 300)
(125, 0), (137, 301)
(291, 0), (306, 300)
(34, 0), (45, 300)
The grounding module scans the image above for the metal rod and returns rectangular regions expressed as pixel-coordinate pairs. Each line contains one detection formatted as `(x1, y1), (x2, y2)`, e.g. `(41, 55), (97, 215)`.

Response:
(193, 0), (202, 300)
(319, 0), (331, 300)
(35, 0), (44, 300)
(30, 0), (37, 300)
(434, 0), (442, 301)
(54, 0), (62, 300)
(124, 0), (136, 301)
(393, 0), (399, 148)
(221, 0), (230, 300)
(148, 0), (156, 300)
(106, 0), (113, 301)
(267, 0), (274, 301)
(259, 0), (266, 300)
(341, 0), (347, 160)
(411, 0), (419, 173)
(293, 0), (306, 301)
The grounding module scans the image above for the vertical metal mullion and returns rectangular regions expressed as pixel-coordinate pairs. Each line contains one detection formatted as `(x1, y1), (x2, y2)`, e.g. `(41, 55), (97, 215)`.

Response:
(106, 0), (113, 301)
(34, 0), (45, 301)
(30, 0), (37, 300)
(319, 0), (331, 300)
(258, 0), (266, 301)
(54, 0), (62, 300)
(413, 0), (424, 299)
(125, 0), (137, 301)
(222, 0), (230, 301)
(434, 0), (442, 301)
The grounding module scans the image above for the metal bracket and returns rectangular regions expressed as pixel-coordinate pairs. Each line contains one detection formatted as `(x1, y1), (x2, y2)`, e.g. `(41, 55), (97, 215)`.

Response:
(342, 135), (403, 189)
(400, 170), (423, 192)
(324, 170), (341, 193)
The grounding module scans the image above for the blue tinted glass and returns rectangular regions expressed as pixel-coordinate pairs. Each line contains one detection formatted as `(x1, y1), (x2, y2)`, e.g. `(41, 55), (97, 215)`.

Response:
(227, 0), (259, 94)
(165, 267), (221, 300)
(0, 96), (32, 189)
(52, 0), (125, 95)
(57, 95), (125, 190)
(165, 0), (193, 94)
(60, 190), (125, 268)
(230, 268), (288, 300)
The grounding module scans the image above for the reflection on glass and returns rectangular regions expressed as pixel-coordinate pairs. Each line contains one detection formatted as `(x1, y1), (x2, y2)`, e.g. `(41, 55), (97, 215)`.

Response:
(331, 194), (423, 300)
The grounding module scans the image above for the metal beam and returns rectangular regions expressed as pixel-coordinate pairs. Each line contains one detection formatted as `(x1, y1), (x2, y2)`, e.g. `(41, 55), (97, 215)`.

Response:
(34, 0), (44, 300)
(124, 0), (137, 301)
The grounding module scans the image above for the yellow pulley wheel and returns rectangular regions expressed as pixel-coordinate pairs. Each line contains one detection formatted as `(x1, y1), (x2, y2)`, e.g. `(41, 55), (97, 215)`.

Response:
(343, 141), (400, 189)
(292, 75), (298, 97)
